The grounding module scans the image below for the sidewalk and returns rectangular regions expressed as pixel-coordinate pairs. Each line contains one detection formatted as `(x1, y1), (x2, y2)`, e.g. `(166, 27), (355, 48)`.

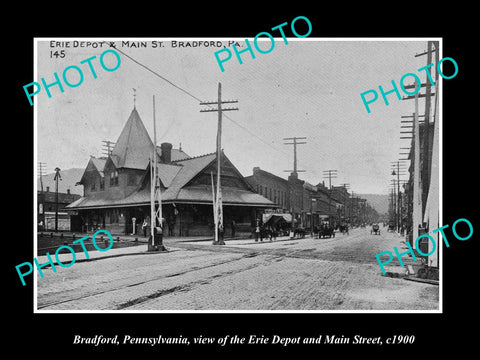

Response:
(36, 242), (170, 267)
(38, 230), (201, 243)
(36, 231), (210, 265)
(38, 230), (307, 243)
(38, 230), (246, 244)
(36, 232), (315, 266)
(35, 231), (252, 265)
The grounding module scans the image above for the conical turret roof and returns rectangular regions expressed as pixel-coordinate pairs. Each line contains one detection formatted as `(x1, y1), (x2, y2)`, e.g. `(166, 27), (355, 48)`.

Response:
(110, 108), (154, 170)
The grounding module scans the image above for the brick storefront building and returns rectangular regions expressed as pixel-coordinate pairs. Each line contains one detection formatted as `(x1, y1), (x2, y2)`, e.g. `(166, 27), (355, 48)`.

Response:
(245, 167), (341, 230)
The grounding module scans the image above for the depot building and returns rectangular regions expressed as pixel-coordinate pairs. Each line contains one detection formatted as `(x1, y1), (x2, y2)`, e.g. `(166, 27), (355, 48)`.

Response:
(66, 106), (275, 237)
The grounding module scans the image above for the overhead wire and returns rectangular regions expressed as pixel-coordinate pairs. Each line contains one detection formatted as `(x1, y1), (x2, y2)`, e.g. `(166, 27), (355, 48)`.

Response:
(101, 41), (294, 160)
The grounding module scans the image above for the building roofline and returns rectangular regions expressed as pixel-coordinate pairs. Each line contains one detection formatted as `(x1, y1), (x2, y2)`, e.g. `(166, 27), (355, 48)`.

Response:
(247, 168), (289, 184)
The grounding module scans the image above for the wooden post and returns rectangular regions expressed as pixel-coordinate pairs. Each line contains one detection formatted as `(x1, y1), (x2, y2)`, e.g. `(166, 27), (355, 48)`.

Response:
(200, 83), (238, 245)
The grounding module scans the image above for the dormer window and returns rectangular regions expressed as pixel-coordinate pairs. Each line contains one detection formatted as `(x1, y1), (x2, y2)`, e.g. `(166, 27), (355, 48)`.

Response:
(110, 170), (119, 186)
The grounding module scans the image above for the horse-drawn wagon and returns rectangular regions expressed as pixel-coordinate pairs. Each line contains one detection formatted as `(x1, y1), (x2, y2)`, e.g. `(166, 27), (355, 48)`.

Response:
(371, 223), (381, 235)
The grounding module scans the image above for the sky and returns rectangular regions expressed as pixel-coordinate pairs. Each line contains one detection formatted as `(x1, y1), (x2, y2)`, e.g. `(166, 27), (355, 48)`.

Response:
(35, 38), (439, 195)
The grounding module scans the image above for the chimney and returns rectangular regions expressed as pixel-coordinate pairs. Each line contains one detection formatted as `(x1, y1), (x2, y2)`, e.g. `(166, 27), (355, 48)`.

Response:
(288, 172), (298, 182)
(67, 189), (71, 195)
(46, 186), (50, 192)
(160, 142), (172, 163)
(253, 166), (260, 174)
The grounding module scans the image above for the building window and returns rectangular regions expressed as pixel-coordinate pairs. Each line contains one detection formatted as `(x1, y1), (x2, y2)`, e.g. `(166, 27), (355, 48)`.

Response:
(99, 177), (105, 190)
(91, 181), (96, 191)
(269, 188), (272, 200)
(110, 170), (119, 186)
(260, 185), (263, 195)
(274, 189), (277, 203)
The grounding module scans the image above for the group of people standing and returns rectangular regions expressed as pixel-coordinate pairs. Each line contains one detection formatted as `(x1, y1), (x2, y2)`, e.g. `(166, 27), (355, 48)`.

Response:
(139, 217), (176, 237)
(253, 219), (280, 242)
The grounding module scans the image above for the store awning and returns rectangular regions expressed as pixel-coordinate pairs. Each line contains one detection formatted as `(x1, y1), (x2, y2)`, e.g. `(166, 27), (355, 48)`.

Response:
(262, 213), (292, 223)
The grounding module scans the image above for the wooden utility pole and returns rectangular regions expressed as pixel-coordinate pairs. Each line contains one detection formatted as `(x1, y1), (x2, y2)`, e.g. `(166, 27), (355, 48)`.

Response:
(412, 93), (423, 243)
(339, 183), (350, 222)
(391, 161), (407, 232)
(323, 169), (338, 220)
(403, 40), (439, 221)
(38, 162), (46, 229)
(101, 140), (116, 157)
(283, 137), (306, 230)
(417, 41), (436, 214)
(200, 82), (238, 245)
(283, 137), (307, 175)
(350, 191), (354, 225)
(38, 162), (46, 192)
(54, 167), (61, 231)
(149, 95), (166, 251)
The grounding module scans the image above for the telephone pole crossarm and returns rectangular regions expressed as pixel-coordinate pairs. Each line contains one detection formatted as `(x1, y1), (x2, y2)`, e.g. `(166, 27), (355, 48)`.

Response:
(200, 107), (239, 112)
(283, 137), (307, 174)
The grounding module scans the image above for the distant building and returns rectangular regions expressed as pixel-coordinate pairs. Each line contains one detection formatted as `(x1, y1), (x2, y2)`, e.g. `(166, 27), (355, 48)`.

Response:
(67, 106), (274, 236)
(331, 185), (351, 222)
(245, 167), (290, 211)
(245, 167), (341, 229)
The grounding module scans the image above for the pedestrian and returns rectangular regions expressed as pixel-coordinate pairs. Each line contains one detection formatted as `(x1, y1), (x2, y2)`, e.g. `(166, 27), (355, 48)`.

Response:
(142, 219), (148, 237)
(168, 217), (175, 236)
(231, 220), (236, 238)
(268, 226), (274, 242)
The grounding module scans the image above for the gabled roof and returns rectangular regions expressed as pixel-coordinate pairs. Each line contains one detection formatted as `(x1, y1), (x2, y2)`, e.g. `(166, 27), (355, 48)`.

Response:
(79, 157), (107, 184)
(157, 163), (183, 188)
(67, 151), (275, 209)
(90, 157), (107, 176)
(163, 153), (217, 199)
(139, 154), (212, 191)
(110, 108), (154, 170)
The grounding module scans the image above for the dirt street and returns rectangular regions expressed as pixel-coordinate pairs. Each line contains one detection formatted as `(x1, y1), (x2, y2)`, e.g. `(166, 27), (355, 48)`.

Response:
(36, 227), (439, 311)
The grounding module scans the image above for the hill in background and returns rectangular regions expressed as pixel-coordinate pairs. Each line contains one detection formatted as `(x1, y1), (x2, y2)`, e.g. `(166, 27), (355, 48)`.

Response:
(358, 193), (389, 215)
